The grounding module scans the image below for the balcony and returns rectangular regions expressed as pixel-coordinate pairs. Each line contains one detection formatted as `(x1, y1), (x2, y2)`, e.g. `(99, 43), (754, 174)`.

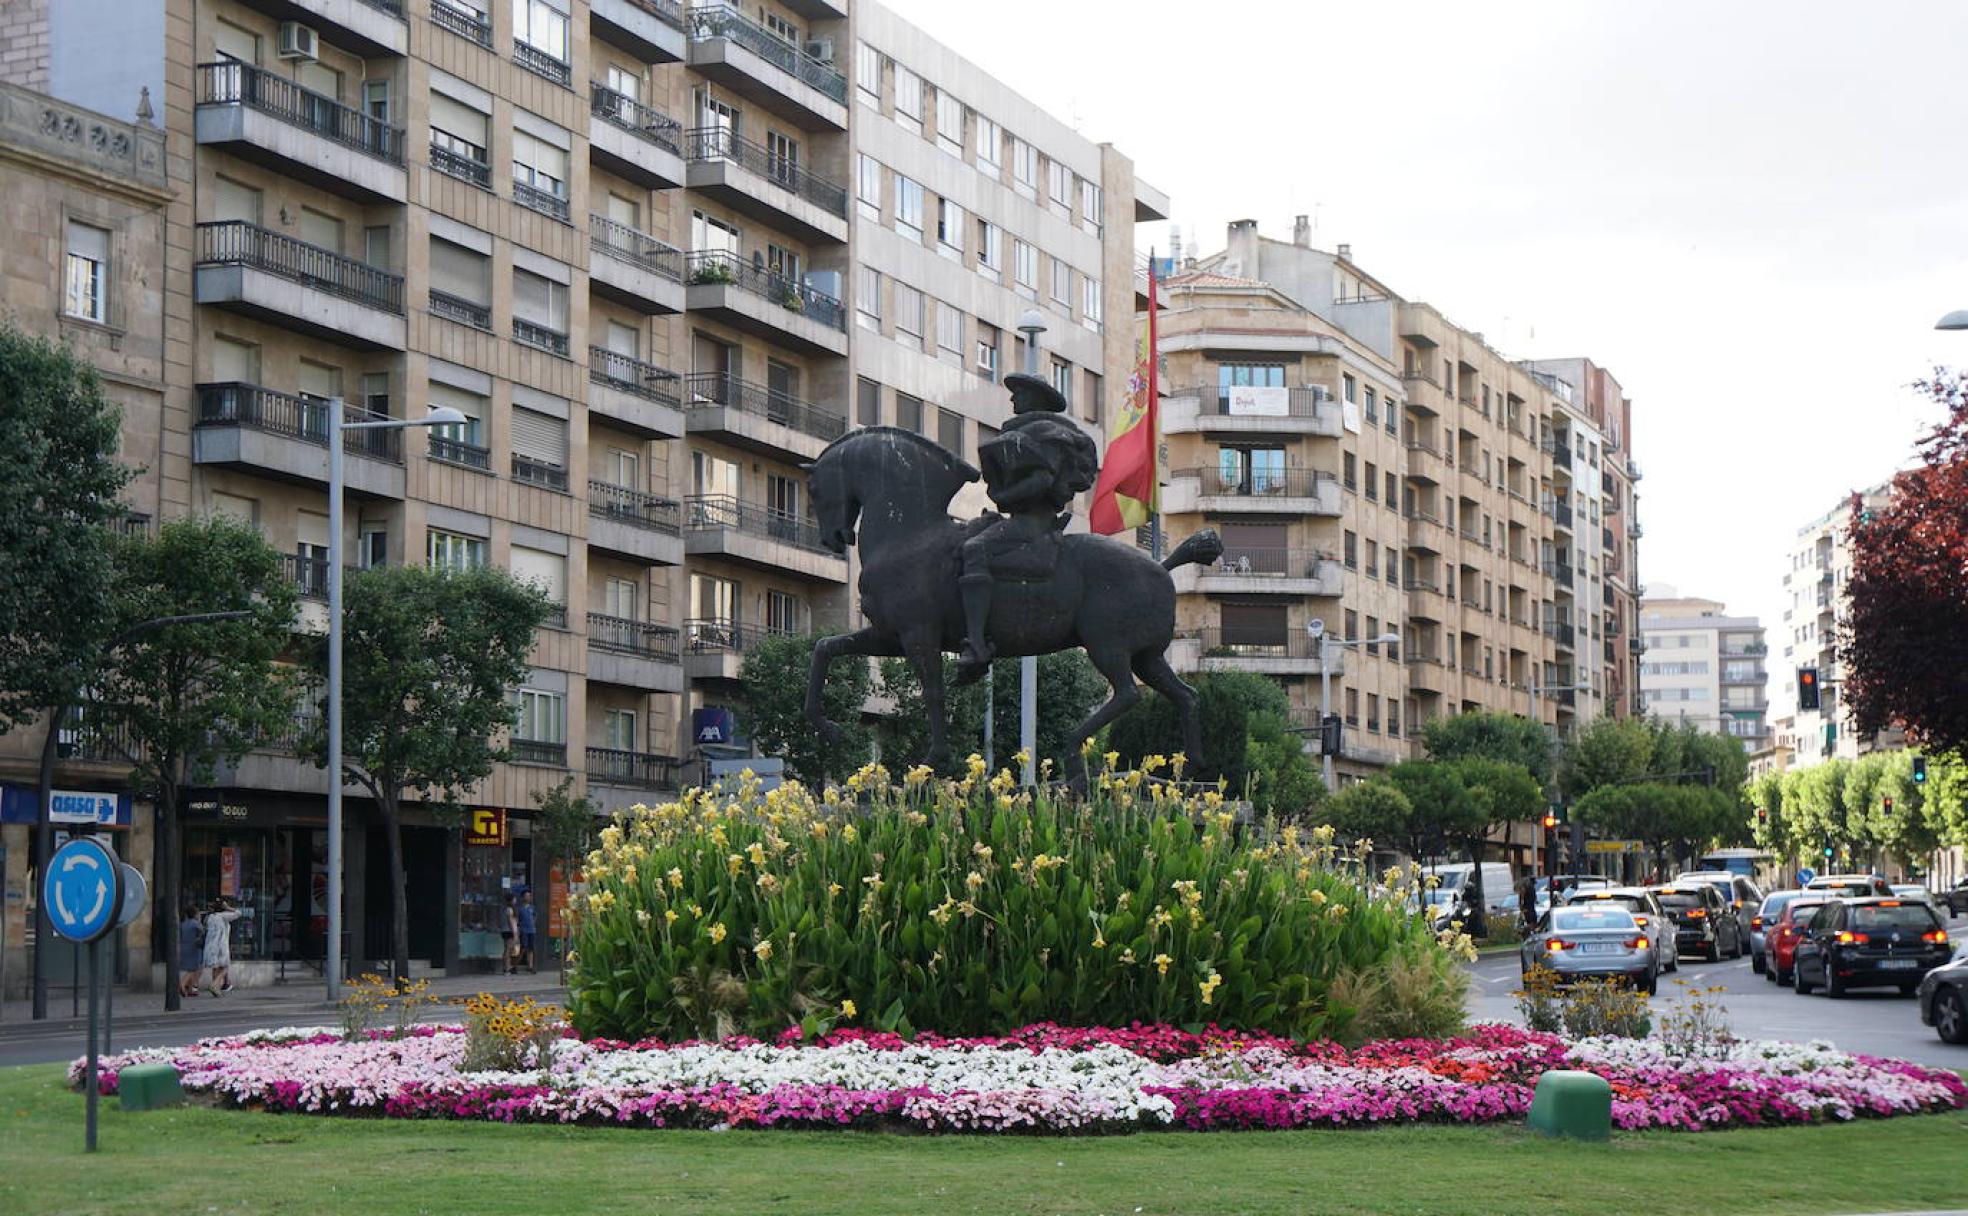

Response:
(588, 83), (685, 189)
(428, 288), (491, 331)
(589, 215), (685, 314)
(512, 452), (569, 493)
(683, 251), (847, 355)
(233, 0), (407, 57)
(429, 0), (491, 46)
(587, 747), (681, 811)
(427, 432), (491, 472)
(685, 4), (847, 131)
(513, 178), (571, 223)
(684, 618), (785, 681)
(514, 315), (570, 357)
(588, 480), (684, 565)
(1160, 386), (1342, 438)
(1172, 548), (1343, 597)
(195, 221), (405, 349)
(590, 0), (685, 64)
(429, 141), (492, 189)
(514, 39), (573, 87)
(1402, 439), (1446, 483)
(1404, 509), (1449, 554)
(1190, 628), (1324, 676)
(1162, 467), (1341, 517)
(1546, 560), (1575, 590)
(280, 553), (363, 601)
(1552, 439), (1573, 469)
(195, 63), (405, 203)
(1555, 622), (1577, 651)
(1550, 500), (1574, 531)
(193, 383), (405, 499)
(682, 369), (846, 460)
(683, 495), (850, 583)
(684, 127), (848, 245)
(1405, 578), (1447, 622)
(1407, 656), (1450, 697)
(510, 739), (568, 767)
(589, 347), (685, 438)
(587, 613), (684, 693)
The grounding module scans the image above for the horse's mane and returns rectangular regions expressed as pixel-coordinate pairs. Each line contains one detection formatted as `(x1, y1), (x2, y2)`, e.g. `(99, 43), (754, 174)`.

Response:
(814, 425), (979, 480)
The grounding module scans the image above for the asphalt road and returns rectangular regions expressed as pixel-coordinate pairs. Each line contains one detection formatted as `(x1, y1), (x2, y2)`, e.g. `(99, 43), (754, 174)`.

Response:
(1465, 939), (1967, 1071)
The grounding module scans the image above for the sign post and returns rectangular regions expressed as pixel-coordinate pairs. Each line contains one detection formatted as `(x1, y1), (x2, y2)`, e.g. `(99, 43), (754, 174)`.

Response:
(42, 836), (124, 1152)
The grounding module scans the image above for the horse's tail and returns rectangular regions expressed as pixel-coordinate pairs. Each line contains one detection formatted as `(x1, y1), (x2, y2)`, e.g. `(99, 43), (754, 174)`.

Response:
(1161, 529), (1224, 572)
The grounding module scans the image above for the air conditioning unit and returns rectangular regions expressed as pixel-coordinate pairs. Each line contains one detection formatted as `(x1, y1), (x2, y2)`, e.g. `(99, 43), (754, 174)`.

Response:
(278, 21), (319, 61)
(804, 37), (835, 64)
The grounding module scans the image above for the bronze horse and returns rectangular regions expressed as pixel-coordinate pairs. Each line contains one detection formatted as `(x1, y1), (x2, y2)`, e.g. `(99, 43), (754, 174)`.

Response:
(802, 426), (1222, 777)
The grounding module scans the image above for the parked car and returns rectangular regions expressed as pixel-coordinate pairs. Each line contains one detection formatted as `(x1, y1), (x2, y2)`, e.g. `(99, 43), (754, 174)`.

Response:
(1422, 861), (1515, 929)
(1677, 870), (1766, 918)
(1748, 889), (1809, 975)
(1805, 873), (1894, 898)
(1653, 883), (1746, 961)
(1533, 874), (1613, 916)
(1793, 898), (1953, 997)
(1764, 896), (1833, 986)
(1521, 903), (1658, 994)
(1945, 877), (1968, 918)
(1916, 951), (1968, 1044)
(1562, 886), (1678, 973)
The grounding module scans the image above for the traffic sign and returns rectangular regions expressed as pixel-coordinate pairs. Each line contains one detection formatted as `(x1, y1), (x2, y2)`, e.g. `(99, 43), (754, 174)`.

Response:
(1584, 839), (1642, 854)
(42, 838), (123, 944)
(115, 864), (146, 929)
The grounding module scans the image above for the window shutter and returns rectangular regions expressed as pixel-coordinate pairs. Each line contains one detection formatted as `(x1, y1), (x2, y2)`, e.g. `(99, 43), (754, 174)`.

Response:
(1220, 602), (1286, 647)
(429, 239), (488, 302)
(510, 546), (565, 603)
(510, 406), (567, 465)
(430, 93), (488, 145)
(67, 222), (109, 261)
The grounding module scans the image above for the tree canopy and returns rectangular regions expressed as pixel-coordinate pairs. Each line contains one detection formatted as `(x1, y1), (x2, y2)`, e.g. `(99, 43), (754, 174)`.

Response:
(739, 632), (871, 785)
(1106, 669), (1321, 814)
(1421, 710), (1555, 788)
(877, 651), (1108, 775)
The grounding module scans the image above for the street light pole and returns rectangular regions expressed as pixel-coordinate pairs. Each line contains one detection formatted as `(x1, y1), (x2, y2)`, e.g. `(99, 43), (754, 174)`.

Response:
(325, 400), (465, 1001)
(1015, 310), (1046, 787)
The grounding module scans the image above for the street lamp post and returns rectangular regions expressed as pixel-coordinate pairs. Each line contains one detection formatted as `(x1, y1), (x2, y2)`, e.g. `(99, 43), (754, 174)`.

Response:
(1014, 309), (1046, 788)
(326, 400), (466, 1001)
(1307, 620), (1401, 792)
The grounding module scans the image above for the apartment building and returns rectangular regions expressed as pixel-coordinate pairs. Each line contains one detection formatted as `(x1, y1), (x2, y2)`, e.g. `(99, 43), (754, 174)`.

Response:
(1160, 218), (1643, 783)
(1638, 587), (1770, 750)
(0, 0), (1159, 986)
(1779, 483), (1900, 766)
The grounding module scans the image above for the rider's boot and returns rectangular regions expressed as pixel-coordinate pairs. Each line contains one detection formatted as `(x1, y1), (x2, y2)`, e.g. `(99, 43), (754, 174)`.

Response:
(954, 572), (994, 685)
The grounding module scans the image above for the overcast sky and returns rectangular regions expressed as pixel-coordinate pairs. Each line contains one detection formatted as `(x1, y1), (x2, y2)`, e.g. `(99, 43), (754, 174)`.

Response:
(886, 0), (1968, 648)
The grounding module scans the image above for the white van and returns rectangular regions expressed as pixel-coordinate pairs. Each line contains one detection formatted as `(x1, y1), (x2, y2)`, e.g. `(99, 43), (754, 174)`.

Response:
(1421, 862), (1515, 927)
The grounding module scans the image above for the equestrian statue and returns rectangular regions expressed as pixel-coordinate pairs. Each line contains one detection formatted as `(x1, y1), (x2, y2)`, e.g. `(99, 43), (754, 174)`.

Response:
(802, 372), (1222, 780)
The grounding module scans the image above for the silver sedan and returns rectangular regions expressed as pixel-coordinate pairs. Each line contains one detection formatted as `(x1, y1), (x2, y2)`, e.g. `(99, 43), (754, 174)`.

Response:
(1521, 905), (1658, 995)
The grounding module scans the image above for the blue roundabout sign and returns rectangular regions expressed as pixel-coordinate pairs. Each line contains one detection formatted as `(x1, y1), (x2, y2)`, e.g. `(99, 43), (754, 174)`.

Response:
(43, 837), (124, 945)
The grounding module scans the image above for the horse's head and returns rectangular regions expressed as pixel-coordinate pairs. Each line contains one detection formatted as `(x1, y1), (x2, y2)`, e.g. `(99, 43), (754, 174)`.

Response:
(805, 428), (980, 555)
(805, 441), (861, 555)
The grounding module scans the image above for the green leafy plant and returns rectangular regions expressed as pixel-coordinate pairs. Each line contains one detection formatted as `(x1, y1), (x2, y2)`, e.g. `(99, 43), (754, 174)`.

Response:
(567, 761), (1459, 1042)
(1558, 979), (1653, 1040)
(1514, 964), (1564, 1034)
(690, 262), (736, 286)
(1326, 944), (1470, 1045)
(1654, 979), (1733, 1059)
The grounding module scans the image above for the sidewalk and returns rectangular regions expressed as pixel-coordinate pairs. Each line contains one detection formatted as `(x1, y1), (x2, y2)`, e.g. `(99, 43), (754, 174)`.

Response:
(0, 967), (567, 1038)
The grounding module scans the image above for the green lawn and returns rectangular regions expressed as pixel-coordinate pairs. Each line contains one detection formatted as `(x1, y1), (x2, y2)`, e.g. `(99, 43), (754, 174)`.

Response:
(3, 1065), (1966, 1216)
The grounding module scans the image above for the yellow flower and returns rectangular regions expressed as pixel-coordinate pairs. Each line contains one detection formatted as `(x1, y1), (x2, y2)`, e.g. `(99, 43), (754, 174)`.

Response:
(1103, 750), (1120, 771)
(1011, 748), (1031, 771)
(1309, 889), (1329, 906)
(827, 882), (844, 898)
(839, 999), (857, 1018)
(966, 753), (988, 779)
(1200, 971), (1222, 1005)
(810, 820), (829, 839)
(1119, 948), (1136, 964)
(841, 823), (858, 843)
(972, 842), (994, 862)
(689, 904), (703, 918)
(664, 909), (678, 925)
(709, 922), (728, 945)
(666, 867), (684, 889)
(965, 870), (985, 890)
(1154, 953), (1173, 975)
(726, 853), (744, 877)
(756, 872), (781, 894)
(1171, 752), (1187, 778)
(754, 938), (773, 963)
(1091, 933), (1106, 949)
(1142, 753), (1166, 774)
(747, 842), (767, 867)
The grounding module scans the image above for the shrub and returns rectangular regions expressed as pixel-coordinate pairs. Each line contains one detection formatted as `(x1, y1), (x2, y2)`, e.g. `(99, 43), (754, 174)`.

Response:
(1654, 979), (1733, 1058)
(337, 974), (435, 1041)
(1513, 966), (1652, 1039)
(1326, 943), (1469, 1046)
(567, 759), (1463, 1042)
(460, 994), (565, 1072)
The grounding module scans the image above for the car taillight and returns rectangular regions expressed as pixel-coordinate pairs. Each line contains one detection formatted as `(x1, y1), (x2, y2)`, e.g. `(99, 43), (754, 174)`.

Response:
(1686, 908), (1707, 919)
(1834, 931), (1870, 945)
(1922, 930), (1949, 944)
(1626, 936), (1649, 949)
(1751, 916), (1764, 930)
(1545, 938), (1575, 952)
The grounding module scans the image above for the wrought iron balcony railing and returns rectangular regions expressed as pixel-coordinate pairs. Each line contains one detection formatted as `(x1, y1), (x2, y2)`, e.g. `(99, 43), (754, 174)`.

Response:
(430, 0), (491, 45)
(590, 347), (683, 404)
(197, 61), (404, 164)
(1171, 466), (1336, 499)
(512, 178), (570, 222)
(196, 220), (404, 314)
(685, 125), (847, 217)
(587, 746), (680, 789)
(684, 494), (834, 554)
(590, 83), (682, 154)
(589, 215), (684, 280)
(514, 39), (572, 86)
(682, 370), (845, 441)
(684, 250), (845, 331)
(513, 316), (570, 356)
(588, 612), (682, 661)
(512, 452), (569, 492)
(429, 141), (491, 188)
(427, 433), (491, 470)
(428, 289), (491, 330)
(195, 382), (403, 462)
(685, 4), (846, 102)
(589, 480), (682, 534)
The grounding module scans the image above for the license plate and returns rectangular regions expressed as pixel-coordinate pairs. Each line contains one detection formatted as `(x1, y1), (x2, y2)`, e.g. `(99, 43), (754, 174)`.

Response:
(1580, 943), (1621, 955)
(1880, 959), (1917, 970)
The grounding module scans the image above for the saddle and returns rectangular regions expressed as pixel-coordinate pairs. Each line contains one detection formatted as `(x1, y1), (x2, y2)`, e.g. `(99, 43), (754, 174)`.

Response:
(960, 513), (1069, 583)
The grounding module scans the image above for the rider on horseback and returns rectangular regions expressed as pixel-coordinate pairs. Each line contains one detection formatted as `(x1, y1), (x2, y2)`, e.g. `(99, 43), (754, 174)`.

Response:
(956, 373), (1100, 682)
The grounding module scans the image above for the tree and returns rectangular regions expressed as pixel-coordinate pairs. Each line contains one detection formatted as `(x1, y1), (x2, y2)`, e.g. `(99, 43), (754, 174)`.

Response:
(740, 632), (871, 785)
(532, 777), (603, 870)
(1557, 717), (1655, 799)
(1845, 370), (1968, 756)
(1446, 756), (1544, 936)
(1108, 669), (1286, 794)
(1422, 710), (1555, 788)
(875, 651), (1107, 774)
(0, 322), (131, 733)
(1384, 760), (1481, 869)
(90, 518), (298, 1011)
(308, 564), (551, 985)
(1321, 776), (1412, 848)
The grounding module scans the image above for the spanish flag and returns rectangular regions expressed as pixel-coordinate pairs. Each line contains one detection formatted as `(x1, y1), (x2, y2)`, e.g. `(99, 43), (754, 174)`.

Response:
(1090, 256), (1158, 534)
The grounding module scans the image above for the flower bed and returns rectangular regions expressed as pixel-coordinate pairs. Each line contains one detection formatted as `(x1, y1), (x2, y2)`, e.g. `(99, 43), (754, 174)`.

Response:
(71, 1023), (1965, 1135)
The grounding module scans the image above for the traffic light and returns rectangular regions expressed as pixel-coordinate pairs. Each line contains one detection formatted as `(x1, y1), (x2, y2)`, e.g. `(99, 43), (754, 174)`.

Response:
(1319, 713), (1343, 757)
(1757, 808), (1768, 824)
(1882, 795), (1895, 816)
(1796, 667), (1821, 711)
(1913, 756), (1928, 784)
(1541, 812), (1559, 831)
(1823, 844), (1835, 859)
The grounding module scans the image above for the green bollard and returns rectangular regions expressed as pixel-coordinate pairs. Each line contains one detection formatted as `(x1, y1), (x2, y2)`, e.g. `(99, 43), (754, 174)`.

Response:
(1527, 1069), (1611, 1141)
(116, 1062), (184, 1112)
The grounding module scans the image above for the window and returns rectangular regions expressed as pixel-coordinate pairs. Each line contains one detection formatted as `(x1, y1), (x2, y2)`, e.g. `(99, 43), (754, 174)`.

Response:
(63, 221), (109, 322)
(427, 529), (485, 571)
(515, 0), (568, 60)
(855, 41), (881, 107)
(1366, 694), (1380, 733)
(692, 451), (740, 498)
(427, 382), (486, 462)
(893, 283), (924, 349)
(429, 237), (490, 323)
(1079, 178), (1102, 227)
(691, 209), (740, 256)
(1083, 370), (1103, 426)
(974, 114), (1001, 176)
(896, 394), (923, 433)
(1385, 547), (1399, 586)
(1050, 257), (1071, 308)
(1342, 452), (1356, 490)
(975, 323), (1000, 382)
(1343, 531), (1358, 569)
(1365, 542), (1379, 578)
(935, 89), (963, 157)
(856, 153), (881, 219)
(1011, 138), (1037, 194)
(601, 708), (637, 753)
(1386, 471), (1398, 507)
(513, 268), (568, 340)
(936, 301), (963, 360)
(1046, 159), (1071, 210)
(691, 573), (737, 628)
(695, 89), (739, 137)
(1049, 357), (1072, 406)
(764, 130), (799, 190)
(976, 219), (1001, 279)
(512, 127), (569, 202)
(1217, 446), (1284, 494)
(761, 10), (797, 45)
(856, 265), (882, 331)
(1344, 688), (1359, 728)
(765, 590), (802, 635)
(429, 92), (489, 181)
(1082, 276), (1103, 329)
(510, 546), (566, 615)
(1013, 240), (1037, 298)
(1364, 386), (1377, 424)
(936, 198), (964, 257)
(893, 65), (923, 131)
(1364, 461), (1378, 501)
(1343, 373), (1357, 403)
(1219, 601), (1287, 651)
(512, 687), (565, 745)
(938, 407), (964, 457)
(510, 406), (569, 489)
(857, 377), (881, 426)
(1387, 701), (1401, 738)
(894, 174), (924, 238)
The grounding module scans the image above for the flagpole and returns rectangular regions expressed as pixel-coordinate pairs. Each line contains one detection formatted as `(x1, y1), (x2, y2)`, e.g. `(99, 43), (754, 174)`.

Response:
(1147, 250), (1162, 561)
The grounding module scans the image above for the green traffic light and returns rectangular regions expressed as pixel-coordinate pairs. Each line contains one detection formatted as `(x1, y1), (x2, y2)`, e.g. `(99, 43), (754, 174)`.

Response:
(1913, 756), (1928, 784)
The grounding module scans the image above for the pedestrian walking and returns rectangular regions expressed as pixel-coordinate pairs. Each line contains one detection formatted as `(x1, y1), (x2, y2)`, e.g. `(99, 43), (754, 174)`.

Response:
(517, 889), (538, 974)
(178, 905), (207, 998)
(202, 897), (241, 996)
(501, 895), (519, 974)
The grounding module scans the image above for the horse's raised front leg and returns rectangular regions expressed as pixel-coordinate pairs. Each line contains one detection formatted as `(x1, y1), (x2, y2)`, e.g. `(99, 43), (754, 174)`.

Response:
(899, 628), (952, 773)
(805, 627), (901, 749)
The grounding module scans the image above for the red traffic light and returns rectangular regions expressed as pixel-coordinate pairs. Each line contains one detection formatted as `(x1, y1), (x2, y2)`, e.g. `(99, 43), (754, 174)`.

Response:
(1540, 813), (1559, 830)
(1882, 796), (1894, 814)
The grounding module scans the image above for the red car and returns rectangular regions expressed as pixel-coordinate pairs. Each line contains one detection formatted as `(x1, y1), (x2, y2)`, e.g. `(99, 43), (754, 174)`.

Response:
(1766, 898), (1832, 986)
